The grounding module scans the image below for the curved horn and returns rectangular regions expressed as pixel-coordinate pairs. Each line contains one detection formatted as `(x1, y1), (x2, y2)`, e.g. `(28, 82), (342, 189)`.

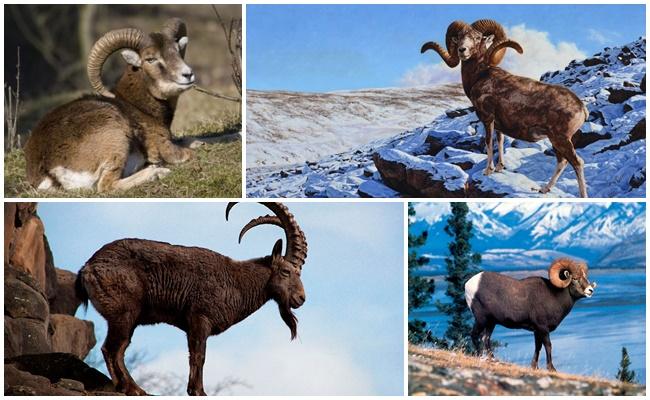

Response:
(470, 19), (511, 66)
(225, 202), (308, 269)
(238, 215), (282, 243)
(485, 39), (523, 65)
(421, 20), (470, 68)
(162, 18), (188, 57)
(87, 28), (146, 98)
(548, 258), (582, 289)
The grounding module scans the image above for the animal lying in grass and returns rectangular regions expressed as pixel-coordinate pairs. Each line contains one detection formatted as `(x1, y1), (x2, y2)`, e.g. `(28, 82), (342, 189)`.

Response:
(464, 258), (597, 371)
(24, 18), (196, 192)
(76, 202), (308, 395)
(421, 20), (590, 197)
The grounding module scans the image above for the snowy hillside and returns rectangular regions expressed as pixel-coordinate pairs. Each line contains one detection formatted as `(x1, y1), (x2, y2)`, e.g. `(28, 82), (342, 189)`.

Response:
(247, 38), (646, 198)
(246, 85), (469, 166)
(410, 202), (646, 268)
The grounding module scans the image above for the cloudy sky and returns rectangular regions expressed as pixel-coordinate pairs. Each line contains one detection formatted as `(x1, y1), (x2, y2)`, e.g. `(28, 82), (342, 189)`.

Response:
(38, 202), (404, 395)
(247, 4), (645, 91)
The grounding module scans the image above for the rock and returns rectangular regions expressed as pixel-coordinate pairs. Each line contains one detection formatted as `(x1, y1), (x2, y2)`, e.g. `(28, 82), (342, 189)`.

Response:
(373, 148), (468, 197)
(629, 169), (645, 189)
(9, 214), (47, 291)
(4, 267), (49, 321)
(55, 378), (85, 392)
(6, 353), (115, 392)
(49, 315), (96, 359)
(596, 118), (646, 154)
(4, 203), (17, 266)
(358, 180), (401, 198)
(4, 317), (51, 358)
(607, 88), (639, 104)
(50, 268), (82, 315)
(571, 129), (612, 149)
(641, 74), (646, 93)
(4, 363), (79, 395)
(583, 57), (606, 67)
(445, 107), (475, 118)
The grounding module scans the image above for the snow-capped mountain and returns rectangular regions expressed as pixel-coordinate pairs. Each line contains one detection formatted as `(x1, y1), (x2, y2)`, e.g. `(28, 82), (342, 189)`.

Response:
(247, 38), (646, 198)
(411, 202), (645, 270)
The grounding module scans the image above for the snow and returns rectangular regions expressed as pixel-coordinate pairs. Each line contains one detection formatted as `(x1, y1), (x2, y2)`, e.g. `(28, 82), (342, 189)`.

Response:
(247, 38), (646, 198)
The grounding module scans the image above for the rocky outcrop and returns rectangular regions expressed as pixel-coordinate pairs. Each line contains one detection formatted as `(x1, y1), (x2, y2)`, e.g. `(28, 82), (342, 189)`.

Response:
(5, 353), (117, 395)
(4, 202), (107, 396)
(409, 346), (645, 396)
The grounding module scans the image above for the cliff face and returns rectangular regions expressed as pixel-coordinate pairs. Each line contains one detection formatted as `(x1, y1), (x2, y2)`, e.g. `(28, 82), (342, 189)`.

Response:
(4, 202), (116, 395)
(409, 345), (645, 396)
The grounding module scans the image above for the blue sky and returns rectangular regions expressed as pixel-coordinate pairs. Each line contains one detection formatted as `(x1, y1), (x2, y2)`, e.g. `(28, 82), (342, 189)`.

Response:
(38, 202), (404, 395)
(247, 4), (645, 92)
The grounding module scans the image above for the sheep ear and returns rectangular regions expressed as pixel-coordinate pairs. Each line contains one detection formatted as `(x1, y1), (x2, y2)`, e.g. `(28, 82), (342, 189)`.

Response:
(271, 239), (283, 261)
(451, 37), (458, 44)
(484, 34), (495, 49)
(178, 36), (188, 51)
(121, 49), (142, 67)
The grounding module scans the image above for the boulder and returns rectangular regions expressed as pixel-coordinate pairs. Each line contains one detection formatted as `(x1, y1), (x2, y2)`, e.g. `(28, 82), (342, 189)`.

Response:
(5, 317), (51, 358)
(357, 180), (401, 198)
(607, 88), (639, 104)
(4, 267), (49, 321)
(4, 203), (16, 266)
(4, 363), (81, 396)
(6, 353), (115, 393)
(373, 148), (468, 197)
(49, 315), (96, 359)
(50, 268), (82, 315)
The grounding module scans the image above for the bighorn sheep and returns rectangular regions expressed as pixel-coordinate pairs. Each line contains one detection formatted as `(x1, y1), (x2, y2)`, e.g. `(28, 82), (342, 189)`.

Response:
(421, 20), (590, 197)
(24, 18), (195, 192)
(464, 258), (597, 371)
(75, 202), (308, 395)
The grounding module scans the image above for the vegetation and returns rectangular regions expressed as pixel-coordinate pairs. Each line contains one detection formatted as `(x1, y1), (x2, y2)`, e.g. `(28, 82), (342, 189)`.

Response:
(407, 203), (435, 343)
(616, 346), (636, 383)
(435, 203), (482, 352)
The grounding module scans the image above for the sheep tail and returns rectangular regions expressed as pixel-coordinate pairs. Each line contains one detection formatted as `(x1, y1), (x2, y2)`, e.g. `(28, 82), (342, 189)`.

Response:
(75, 268), (89, 313)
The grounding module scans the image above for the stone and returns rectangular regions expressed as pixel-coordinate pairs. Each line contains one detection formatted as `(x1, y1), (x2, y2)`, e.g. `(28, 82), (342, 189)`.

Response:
(4, 202), (17, 266)
(49, 314), (96, 359)
(357, 180), (401, 198)
(4, 317), (51, 358)
(6, 353), (115, 392)
(582, 57), (606, 67)
(4, 268), (49, 321)
(9, 215), (47, 291)
(55, 378), (85, 392)
(607, 88), (639, 104)
(50, 268), (82, 315)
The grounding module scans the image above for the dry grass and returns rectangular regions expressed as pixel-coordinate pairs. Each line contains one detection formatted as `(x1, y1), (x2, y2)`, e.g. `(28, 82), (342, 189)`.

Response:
(409, 344), (619, 385)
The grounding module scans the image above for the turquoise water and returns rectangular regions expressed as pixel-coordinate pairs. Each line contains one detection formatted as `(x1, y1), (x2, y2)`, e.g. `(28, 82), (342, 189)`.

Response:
(410, 268), (646, 383)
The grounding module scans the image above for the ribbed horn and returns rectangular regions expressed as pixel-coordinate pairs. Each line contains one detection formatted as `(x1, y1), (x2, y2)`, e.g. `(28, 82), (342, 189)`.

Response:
(238, 215), (282, 243)
(421, 20), (470, 68)
(471, 19), (511, 66)
(87, 28), (146, 98)
(161, 18), (188, 57)
(486, 39), (523, 66)
(548, 258), (582, 289)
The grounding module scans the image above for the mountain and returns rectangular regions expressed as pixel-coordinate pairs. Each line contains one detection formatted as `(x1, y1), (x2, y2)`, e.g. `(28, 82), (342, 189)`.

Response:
(247, 38), (646, 198)
(246, 85), (469, 167)
(410, 202), (645, 270)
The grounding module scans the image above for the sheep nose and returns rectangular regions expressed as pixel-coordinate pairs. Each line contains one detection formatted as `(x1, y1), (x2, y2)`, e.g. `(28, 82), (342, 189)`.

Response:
(298, 293), (306, 303)
(459, 47), (467, 53)
(183, 71), (195, 82)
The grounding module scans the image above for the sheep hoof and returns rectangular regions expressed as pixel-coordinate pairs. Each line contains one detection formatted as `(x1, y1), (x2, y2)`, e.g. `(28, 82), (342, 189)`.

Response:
(152, 166), (171, 179)
(495, 163), (505, 172)
(483, 167), (494, 176)
(538, 186), (551, 194)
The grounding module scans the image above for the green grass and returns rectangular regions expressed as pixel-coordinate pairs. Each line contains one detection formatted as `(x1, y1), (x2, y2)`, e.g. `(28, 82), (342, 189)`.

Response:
(4, 131), (241, 199)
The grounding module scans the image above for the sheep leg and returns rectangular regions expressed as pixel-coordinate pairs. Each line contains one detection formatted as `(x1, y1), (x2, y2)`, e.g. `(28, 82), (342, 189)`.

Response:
(538, 150), (568, 194)
(563, 148), (588, 198)
(531, 331), (543, 369)
(495, 131), (506, 172)
(470, 321), (485, 356)
(103, 323), (147, 395)
(484, 322), (496, 360)
(540, 331), (556, 372)
(483, 121), (495, 176)
(104, 165), (170, 192)
(187, 317), (211, 396)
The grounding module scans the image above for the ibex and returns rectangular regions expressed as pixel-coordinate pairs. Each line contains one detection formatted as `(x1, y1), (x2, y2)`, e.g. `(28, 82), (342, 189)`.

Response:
(422, 20), (589, 197)
(25, 18), (195, 192)
(465, 258), (596, 371)
(75, 202), (308, 395)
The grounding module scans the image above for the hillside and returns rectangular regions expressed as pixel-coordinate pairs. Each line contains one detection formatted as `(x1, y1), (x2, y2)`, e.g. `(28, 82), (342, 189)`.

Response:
(247, 38), (645, 198)
(246, 84), (468, 167)
(409, 345), (645, 396)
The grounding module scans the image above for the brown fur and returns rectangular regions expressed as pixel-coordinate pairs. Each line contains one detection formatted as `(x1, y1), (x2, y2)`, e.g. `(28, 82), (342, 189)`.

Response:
(424, 21), (590, 197)
(75, 204), (307, 396)
(24, 21), (193, 192)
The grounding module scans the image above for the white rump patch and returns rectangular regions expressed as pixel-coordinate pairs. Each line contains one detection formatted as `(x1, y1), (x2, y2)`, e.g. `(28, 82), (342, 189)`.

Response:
(50, 166), (97, 190)
(464, 272), (484, 311)
(36, 177), (53, 191)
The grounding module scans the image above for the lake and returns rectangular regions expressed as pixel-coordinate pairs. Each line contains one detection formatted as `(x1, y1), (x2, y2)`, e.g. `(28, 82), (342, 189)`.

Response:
(410, 268), (646, 383)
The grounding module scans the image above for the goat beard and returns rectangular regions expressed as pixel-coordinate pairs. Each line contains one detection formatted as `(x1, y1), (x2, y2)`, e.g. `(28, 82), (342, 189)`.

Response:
(278, 303), (298, 340)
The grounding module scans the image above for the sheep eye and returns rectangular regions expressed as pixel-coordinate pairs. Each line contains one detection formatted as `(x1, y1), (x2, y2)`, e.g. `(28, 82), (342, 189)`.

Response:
(145, 58), (157, 64)
(281, 269), (290, 277)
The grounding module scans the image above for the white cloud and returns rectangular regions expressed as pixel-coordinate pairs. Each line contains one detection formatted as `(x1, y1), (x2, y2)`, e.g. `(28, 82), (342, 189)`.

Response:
(587, 28), (621, 45)
(400, 24), (586, 86)
(413, 202), (451, 224)
(134, 328), (375, 396)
